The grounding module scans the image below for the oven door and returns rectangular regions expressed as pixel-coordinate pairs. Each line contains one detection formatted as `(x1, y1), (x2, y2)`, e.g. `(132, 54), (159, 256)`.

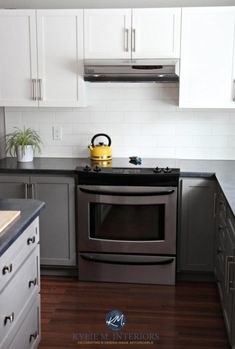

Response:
(78, 185), (177, 255)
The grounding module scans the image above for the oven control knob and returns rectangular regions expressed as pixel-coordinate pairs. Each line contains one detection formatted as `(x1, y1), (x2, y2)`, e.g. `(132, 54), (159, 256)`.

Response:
(164, 167), (172, 173)
(153, 167), (162, 173)
(83, 165), (91, 172)
(93, 166), (101, 172)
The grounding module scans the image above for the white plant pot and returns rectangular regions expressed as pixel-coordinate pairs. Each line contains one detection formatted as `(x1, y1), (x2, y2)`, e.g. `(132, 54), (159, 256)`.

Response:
(17, 145), (34, 162)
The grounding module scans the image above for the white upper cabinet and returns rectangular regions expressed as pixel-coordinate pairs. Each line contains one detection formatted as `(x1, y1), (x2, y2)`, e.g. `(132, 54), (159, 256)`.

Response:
(84, 9), (132, 59)
(84, 8), (181, 60)
(179, 7), (235, 108)
(132, 8), (181, 59)
(0, 10), (86, 107)
(0, 10), (38, 106)
(37, 10), (85, 107)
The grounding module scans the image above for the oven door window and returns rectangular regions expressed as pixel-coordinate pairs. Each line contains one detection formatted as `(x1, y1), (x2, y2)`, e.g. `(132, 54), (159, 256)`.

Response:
(89, 203), (165, 241)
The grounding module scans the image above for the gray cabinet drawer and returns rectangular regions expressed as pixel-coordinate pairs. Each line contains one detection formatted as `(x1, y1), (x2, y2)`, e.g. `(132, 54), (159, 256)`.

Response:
(0, 218), (39, 293)
(0, 246), (39, 347)
(7, 294), (40, 349)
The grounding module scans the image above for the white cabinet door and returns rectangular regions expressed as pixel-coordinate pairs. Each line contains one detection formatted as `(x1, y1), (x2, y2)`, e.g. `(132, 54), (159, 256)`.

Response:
(132, 8), (181, 59)
(179, 7), (235, 108)
(84, 9), (132, 59)
(37, 10), (86, 107)
(0, 10), (38, 107)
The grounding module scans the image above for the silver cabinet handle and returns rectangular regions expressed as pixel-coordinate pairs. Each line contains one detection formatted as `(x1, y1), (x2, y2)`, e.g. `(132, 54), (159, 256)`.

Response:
(24, 183), (28, 199)
(28, 278), (37, 288)
(27, 236), (36, 245)
(31, 183), (35, 199)
(132, 28), (136, 52)
(2, 264), (13, 275)
(38, 79), (43, 101)
(4, 312), (14, 326)
(32, 79), (37, 101)
(29, 332), (38, 343)
(124, 28), (129, 52)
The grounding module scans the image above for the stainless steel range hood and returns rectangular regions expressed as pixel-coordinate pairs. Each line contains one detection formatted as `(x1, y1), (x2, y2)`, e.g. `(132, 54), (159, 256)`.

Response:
(84, 59), (179, 83)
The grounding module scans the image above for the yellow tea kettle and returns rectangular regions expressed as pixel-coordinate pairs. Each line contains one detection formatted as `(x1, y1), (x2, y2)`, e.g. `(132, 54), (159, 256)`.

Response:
(88, 133), (112, 161)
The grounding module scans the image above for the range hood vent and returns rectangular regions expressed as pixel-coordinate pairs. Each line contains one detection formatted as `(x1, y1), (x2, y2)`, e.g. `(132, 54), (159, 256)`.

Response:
(84, 59), (179, 83)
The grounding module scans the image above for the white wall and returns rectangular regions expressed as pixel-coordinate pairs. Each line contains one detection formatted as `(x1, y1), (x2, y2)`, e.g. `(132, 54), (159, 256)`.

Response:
(0, 0), (234, 8)
(5, 83), (235, 160)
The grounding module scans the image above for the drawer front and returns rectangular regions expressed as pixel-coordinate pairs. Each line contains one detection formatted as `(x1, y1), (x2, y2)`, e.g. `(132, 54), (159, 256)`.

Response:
(0, 218), (39, 293)
(7, 294), (40, 349)
(79, 253), (176, 285)
(0, 246), (39, 346)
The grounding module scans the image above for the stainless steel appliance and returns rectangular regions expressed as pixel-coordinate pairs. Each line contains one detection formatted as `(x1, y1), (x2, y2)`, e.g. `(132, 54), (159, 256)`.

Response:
(84, 59), (179, 82)
(77, 165), (180, 285)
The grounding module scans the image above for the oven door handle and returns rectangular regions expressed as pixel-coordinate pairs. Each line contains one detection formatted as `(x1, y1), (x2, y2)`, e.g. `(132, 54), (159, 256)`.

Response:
(79, 188), (175, 196)
(80, 254), (175, 266)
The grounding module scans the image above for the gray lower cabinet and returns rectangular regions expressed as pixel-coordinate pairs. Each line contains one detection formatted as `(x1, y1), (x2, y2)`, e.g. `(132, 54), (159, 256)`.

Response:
(215, 190), (235, 348)
(0, 174), (76, 267)
(178, 178), (216, 275)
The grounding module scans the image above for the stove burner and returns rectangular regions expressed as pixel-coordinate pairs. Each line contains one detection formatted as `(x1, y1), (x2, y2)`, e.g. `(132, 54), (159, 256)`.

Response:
(83, 165), (91, 172)
(163, 167), (172, 173)
(93, 166), (101, 172)
(153, 167), (162, 174)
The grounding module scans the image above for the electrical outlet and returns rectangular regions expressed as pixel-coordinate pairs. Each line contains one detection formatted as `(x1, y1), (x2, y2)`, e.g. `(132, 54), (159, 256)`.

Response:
(53, 126), (62, 141)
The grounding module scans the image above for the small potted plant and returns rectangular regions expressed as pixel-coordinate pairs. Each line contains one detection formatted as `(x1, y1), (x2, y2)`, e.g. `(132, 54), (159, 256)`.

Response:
(5, 127), (42, 162)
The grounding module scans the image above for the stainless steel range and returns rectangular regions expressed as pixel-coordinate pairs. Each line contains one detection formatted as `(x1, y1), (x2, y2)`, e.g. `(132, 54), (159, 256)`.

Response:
(76, 164), (180, 285)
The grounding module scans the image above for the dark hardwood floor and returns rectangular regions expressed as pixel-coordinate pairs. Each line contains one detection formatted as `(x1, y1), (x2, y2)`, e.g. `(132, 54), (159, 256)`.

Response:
(38, 277), (230, 349)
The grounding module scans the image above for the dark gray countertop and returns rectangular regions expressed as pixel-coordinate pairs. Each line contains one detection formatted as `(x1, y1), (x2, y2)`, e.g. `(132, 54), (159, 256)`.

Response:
(0, 156), (235, 215)
(0, 199), (45, 257)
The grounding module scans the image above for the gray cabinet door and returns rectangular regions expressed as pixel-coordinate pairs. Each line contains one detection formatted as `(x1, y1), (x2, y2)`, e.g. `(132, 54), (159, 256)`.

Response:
(0, 175), (29, 199)
(178, 178), (216, 273)
(30, 175), (76, 266)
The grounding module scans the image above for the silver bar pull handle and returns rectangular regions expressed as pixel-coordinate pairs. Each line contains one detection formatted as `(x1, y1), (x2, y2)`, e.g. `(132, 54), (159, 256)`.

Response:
(124, 28), (129, 52)
(31, 183), (35, 199)
(32, 79), (37, 101)
(24, 183), (28, 199)
(38, 79), (43, 101)
(132, 28), (136, 52)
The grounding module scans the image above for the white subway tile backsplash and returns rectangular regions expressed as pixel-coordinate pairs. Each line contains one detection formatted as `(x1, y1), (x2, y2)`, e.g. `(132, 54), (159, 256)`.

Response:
(5, 83), (235, 160)
(5, 111), (22, 125)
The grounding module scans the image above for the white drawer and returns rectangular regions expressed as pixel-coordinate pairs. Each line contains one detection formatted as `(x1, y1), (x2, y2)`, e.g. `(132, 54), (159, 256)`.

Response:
(7, 294), (40, 349)
(0, 217), (39, 293)
(0, 245), (39, 347)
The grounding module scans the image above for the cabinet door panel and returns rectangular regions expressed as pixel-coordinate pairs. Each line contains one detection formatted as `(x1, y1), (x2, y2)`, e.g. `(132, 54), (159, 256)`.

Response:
(178, 178), (216, 272)
(37, 10), (85, 107)
(31, 176), (76, 266)
(180, 7), (235, 108)
(132, 8), (181, 59)
(0, 10), (37, 107)
(84, 9), (131, 59)
(0, 175), (29, 199)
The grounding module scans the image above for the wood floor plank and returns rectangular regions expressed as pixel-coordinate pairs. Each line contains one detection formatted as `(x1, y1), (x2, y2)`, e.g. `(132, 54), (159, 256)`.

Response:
(38, 277), (230, 349)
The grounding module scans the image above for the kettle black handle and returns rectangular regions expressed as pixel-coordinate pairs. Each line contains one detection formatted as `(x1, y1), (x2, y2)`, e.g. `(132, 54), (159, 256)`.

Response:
(91, 133), (111, 147)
